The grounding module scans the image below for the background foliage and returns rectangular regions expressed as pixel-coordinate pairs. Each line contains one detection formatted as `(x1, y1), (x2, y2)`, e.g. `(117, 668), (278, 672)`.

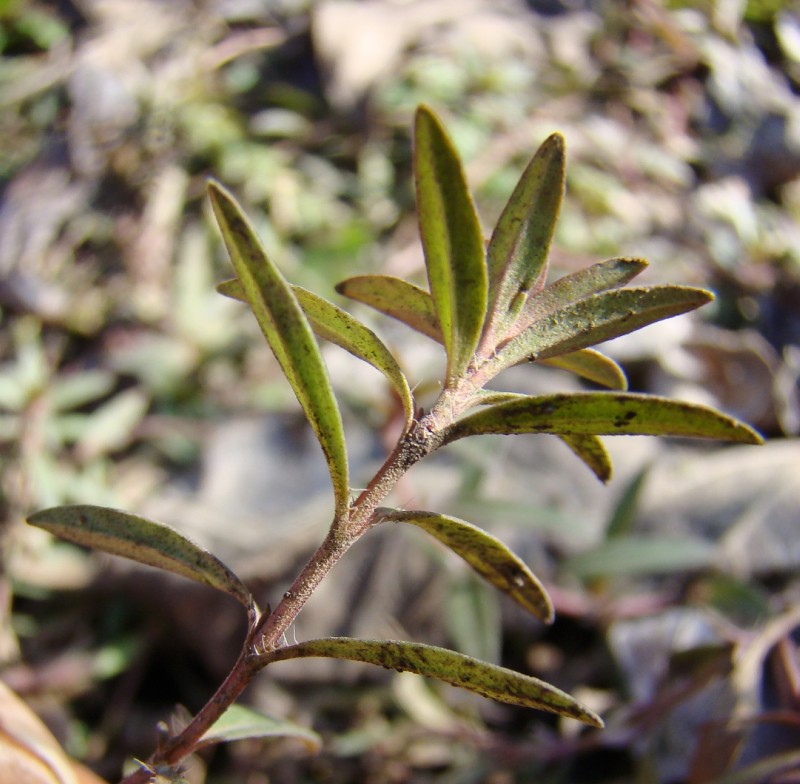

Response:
(1, 1), (799, 782)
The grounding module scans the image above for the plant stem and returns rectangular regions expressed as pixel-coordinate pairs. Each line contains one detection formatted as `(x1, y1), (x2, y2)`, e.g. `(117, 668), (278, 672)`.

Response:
(118, 646), (259, 783)
(116, 396), (467, 784)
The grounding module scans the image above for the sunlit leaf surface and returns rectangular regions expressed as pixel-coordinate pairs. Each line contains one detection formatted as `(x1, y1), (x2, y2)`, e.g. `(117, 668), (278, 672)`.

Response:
(208, 182), (350, 516)
(414, 105), (487, 381)
(378, 508), (553, 622)
(539, 348), (628, 390)
(336, 274), (442, 342)
(485, 132), (564, 336)
(497, 286), (712, 368)
(443, 392), (763, 444)
(218, 279), (415, 428)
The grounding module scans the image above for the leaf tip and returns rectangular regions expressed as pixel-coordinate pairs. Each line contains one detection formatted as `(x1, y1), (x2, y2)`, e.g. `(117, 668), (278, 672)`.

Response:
(544, 131), (566, 154)
(737, 423), (765, 445)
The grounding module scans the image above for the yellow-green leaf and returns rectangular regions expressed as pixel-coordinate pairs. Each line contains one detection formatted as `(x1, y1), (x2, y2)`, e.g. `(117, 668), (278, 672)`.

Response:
(218, 279), (414, 429)
(485, 133), (565, 338)
(27, 505), (253, 610)
(208, 181), (350, 517)
(378, 509), (553, 623)
(557, 434), (613, 482)
(414, 106), (487, 382)
(267, 637), (602, 726)
(442, 392), (763, 445)
(472, 394), (613, 481)
(335, 275), (442, 342)
(540, 349), (628, 390)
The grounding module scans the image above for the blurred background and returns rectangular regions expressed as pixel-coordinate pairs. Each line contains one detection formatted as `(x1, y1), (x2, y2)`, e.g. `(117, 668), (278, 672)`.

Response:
(1, 0), (800, 782)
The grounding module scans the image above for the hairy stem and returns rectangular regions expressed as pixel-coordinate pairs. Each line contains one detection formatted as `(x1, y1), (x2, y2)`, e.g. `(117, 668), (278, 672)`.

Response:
(116, 389), (473, 783)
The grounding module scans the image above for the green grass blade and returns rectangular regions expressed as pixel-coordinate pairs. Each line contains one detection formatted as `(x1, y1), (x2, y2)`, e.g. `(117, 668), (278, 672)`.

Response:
(485, 133), (565, 337)
(566, 534), (715, 579)
(379, 509), (553, 622)
(442, 392), (763, 444)
(498, 286), (713, 369)
(268, 637), (602, 726)
(208, 182), (350, 517)
(218, 279), (415, 429)
(335, 275), (442, 342)
(27, 505), (253, 610)
(414, 106), (487, 381)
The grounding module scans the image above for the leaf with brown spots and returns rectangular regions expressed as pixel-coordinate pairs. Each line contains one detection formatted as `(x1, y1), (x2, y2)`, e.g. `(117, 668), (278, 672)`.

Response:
(442, 392), (763, 445)
(376, 508), (553, 622)
(266, 637), (602, 726)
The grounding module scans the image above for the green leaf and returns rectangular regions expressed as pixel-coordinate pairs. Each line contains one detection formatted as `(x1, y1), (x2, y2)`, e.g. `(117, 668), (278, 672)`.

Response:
(442, 392), (763, 445)
(539, 348), (628, 390)
(496, 286), (713, 369)
(377, 509), (553, 623)
(74, 388), (149, 460)
(445, 573), (501, 664)
(219, 279), (415, 429)
(198, 704), (321, 752)
(515, 257), (649, 333)
(605, 465), (650, 537)
(268, 637), (602, 726)
(485, 133), (565, 338)
(27, 505), (253, 610)
(335, 275), (442, 342)
(49, 369), (116, 411)
(208, 181), (350, 517)
(558, 434), (613, 482)
(414, 105), (487, 381)
(565, 534), (715, 579)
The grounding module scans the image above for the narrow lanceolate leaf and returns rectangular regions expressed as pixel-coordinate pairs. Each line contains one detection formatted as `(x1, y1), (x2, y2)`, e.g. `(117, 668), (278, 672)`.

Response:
(208, 182), (350, 516)
(335, 275), (442, 343)
(414, 106), (487, 381)
(558, 434), (613, 483)
(496, 286), (712, 370)
(378, 509), (553, 623)
(514, 257), (650, 335)
(472, 394), (613, 481)
(219, 279), (415, 429)
(441, 392), (764, 445)
(267, 637), (602, 726)
(27, 505), (253, 610)
(484, 133), (565, 339)
(540, 349), (628, 390)
(198, 704), (321, 752)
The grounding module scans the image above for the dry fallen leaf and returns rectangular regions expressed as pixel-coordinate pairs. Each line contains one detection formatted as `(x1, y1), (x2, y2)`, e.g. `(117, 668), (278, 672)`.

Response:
(0, 680), (108, 784)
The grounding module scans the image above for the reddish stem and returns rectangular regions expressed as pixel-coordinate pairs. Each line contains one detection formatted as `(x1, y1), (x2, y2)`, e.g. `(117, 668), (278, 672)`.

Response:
(116, 395), (466, 783)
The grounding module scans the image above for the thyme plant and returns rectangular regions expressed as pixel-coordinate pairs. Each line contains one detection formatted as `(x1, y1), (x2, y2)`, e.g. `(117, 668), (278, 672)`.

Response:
(28, 106), (761, 782)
